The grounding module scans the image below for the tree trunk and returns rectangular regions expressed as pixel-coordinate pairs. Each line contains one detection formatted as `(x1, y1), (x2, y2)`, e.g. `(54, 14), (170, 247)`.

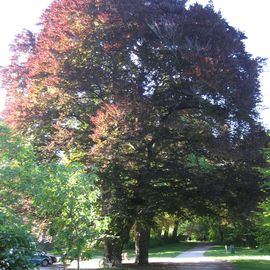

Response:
(218, 226), (224, 243)
(111, 240), (122, 266)
(157, 229), (162, 239)
(104, 238), (122, 266)
(135, 222), (150, 264)
(103, 217), (134, 266)
(104, 238), (113, 261)
(77, 256), (80, 270)
(163, 230), (169, 239)
(62, 253), (67, 270)
(172, 220), (179, 241)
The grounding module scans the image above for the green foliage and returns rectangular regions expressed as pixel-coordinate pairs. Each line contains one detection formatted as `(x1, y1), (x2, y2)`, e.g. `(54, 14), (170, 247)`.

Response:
(172, 215), (258, 246)
(33, 162), (108, 262)
(0, 209), (35, 270)
(256, 198), (270, 249)
(254, 140), (270, 250)
(0, 123), (36, 269)
(0, 122), (108, 267)
(153, 213), (178, 235)
(256, 224), (270, 251)
(0, 122), (40, 237)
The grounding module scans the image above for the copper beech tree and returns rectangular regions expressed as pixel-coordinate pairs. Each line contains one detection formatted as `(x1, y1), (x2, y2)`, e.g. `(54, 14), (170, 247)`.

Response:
(1, 0), (268, 264)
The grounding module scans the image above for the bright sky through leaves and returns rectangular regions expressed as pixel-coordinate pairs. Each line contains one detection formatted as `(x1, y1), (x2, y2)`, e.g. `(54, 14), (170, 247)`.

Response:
(188, 0), (270, 128)
(0, 0), (53, 114)
(0, 0), (269, 127)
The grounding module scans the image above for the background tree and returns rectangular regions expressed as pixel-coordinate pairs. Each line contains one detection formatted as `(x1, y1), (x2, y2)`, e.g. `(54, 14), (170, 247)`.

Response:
(255, 142), (270, 250)
(33, 163), (106, 270)
(0, 122), (39, 227)
(0, 123), (107, 269)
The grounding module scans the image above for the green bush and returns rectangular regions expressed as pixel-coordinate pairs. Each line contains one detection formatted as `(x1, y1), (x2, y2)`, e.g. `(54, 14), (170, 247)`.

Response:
(0, 210), (35, 270)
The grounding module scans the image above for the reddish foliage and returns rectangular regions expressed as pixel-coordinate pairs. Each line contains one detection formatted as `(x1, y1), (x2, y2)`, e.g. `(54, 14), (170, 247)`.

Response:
(89, 103), (129, 160)
(1, 0), (265, 163)
(1, 0), (116, 152)
(90, 104), (125, 141)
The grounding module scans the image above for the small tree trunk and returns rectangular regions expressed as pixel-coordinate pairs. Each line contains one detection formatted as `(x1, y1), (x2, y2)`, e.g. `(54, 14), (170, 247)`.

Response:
(218, 226), (224, 243)
(157, 229), (162, 239)
(135, 222), (150, 264)
(111, 240), (122, 266)
(163, 230), (169, 239)
(62, 253), (67, 270)
(104, 238), (113, 261)
(103, 218), (134, 266)
(172, 220), (179, 241)
(77, 256), (80, 270)
(104, 238), (122, 266)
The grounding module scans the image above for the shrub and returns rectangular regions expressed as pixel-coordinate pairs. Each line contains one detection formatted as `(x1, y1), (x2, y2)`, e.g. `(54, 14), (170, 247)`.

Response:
(0, 210), (35, 270)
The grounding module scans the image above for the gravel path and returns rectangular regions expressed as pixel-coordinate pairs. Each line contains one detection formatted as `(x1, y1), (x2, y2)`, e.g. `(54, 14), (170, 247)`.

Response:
(176, 244), (213, 258)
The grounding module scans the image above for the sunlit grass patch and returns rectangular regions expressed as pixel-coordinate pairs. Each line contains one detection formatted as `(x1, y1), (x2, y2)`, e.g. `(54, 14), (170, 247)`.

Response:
(205, 245), (270, 257)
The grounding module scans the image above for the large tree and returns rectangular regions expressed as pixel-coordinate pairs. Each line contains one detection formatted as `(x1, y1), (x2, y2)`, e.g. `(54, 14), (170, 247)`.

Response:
(1, 0), (267, 264)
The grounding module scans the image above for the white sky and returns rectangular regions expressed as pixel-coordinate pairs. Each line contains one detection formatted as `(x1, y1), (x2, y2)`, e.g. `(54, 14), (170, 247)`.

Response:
(188, 0), (270, 128)
(0, 0), (269, 128)
(0, 0), (53, 114)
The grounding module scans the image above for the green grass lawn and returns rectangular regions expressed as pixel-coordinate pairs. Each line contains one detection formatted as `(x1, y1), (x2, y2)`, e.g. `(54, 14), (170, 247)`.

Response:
(206, 245), (270, 270)
(205, 245), (269, 257)
(233, 260), (270, 270)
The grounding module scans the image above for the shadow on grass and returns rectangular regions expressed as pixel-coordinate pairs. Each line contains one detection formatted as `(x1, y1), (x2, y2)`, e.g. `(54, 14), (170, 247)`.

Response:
(233, 260), (270, 270)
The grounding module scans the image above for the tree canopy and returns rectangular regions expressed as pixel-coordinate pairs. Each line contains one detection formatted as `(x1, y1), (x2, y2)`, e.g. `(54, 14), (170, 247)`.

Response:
(2, 0), (265, 154)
